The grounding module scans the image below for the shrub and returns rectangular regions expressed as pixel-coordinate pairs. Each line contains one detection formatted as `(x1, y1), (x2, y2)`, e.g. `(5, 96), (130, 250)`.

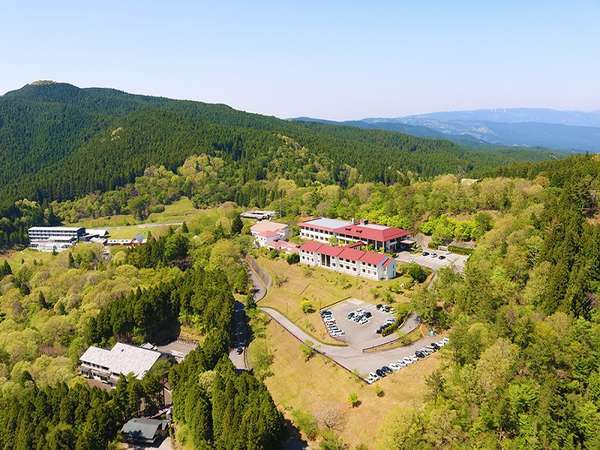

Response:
(395, 303), (411, 323)
(347, 392), (360, 408)
(286, 253), (300, 264)
(406, 263), (428, 283)
(248, 338), (273, 380)
(300, 340), (315, 361)
(375, 385), (384, 397)
(319, 430), (346, 450)
(273, 274), (288, 287)
(447, 245), (474, 255)
(301, 299), (315, 314)
(292, 409), (318, 441)
(381, 321), (399, 336)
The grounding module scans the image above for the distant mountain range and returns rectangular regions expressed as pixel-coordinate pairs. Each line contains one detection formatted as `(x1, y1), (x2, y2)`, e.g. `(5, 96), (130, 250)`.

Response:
(293, 108), (600, 152)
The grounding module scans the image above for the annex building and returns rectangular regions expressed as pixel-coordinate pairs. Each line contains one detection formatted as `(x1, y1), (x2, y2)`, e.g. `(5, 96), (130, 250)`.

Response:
(250, 221), (290, 248)
(79, 342), (163, 385)
(299, 218), (410, 252)
(299, 241), (397, 280)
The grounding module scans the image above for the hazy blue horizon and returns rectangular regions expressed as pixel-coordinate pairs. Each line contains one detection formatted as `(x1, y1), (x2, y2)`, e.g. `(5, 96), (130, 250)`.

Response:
(2, 1), (599, 120)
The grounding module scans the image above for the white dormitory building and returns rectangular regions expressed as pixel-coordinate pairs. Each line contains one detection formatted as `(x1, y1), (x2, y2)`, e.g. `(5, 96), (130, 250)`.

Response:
(79, 342), (164, 385)
(28, 226), (86, 252)
(28, 226), (110, 252)
(299, 241), (397, 281)
(250, 221), (290, 248)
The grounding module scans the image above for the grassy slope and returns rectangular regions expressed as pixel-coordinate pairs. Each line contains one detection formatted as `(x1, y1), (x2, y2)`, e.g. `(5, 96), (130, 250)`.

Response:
(262, 319), (441, 448)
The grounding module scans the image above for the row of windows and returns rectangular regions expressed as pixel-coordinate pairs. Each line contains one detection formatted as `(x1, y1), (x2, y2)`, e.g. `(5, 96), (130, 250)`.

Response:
(82, 361), (109, 371)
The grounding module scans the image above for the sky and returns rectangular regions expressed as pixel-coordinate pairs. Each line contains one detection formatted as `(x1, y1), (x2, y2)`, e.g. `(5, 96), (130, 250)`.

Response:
(1, 1), (599, 120)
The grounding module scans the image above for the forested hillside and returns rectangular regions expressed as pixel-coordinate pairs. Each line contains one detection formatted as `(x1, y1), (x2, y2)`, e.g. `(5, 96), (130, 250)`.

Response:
(0, 213), (284, 449)
(1, 81), (555, 210)
(390, 156), (600, 448)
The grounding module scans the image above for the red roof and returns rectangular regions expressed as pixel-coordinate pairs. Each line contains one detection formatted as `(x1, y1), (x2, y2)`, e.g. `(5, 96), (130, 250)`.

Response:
(336, 224), (409, 242)
(338, 247), (366, 261)
(299, 241), (322, 252)
(258, 230), (280, 238)
(300, 241), (395, 267)
(359, 252), (387, 266)
(320, 245), (344, 257)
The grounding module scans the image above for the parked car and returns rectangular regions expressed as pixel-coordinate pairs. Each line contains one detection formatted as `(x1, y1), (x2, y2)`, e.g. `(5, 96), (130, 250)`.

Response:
(364, 311), (372, 318)
(375, 369), (385, 377)
(320, 310), (331, 316)
(381, 366), (393, 374)
(439, 255), (446, 260)
(236, 346), (244, 354)
(376, 304), (383, 310)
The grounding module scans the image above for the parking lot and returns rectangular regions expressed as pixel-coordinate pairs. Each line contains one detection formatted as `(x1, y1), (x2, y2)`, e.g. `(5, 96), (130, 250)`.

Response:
(156, 340), (197, 363)
(322, 298), (402, 349)
(262, 306), (446, 382)
(396, 250), (468, 272)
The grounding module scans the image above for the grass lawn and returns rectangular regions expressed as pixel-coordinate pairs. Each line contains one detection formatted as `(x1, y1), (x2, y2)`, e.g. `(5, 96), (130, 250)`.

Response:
(69, 199), (240, 239)
(257, 256), (413, 344)
(259, 318), (441, 449)
(70, 197), (210, 228)
(0, 248), (57, 272)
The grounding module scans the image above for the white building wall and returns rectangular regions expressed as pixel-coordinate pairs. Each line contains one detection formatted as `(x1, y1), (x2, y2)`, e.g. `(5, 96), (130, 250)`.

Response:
(299, 250), (319, 266)
(299, 227), (332, 243)
(299, 250), (395, 281)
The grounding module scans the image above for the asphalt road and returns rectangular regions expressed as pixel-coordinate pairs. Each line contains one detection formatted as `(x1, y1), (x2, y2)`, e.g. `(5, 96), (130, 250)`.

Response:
(228, 300), (250, 370)
(228, 258), (271, 370)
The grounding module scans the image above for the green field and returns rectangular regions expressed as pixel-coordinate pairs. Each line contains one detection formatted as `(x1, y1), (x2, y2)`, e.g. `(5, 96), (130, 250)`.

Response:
(69, 198), (239, 239)
(0, 248), (57, 272)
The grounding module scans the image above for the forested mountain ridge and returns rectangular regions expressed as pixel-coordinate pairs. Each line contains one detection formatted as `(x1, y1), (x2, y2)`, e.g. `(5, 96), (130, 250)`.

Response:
(0, 81), (557, 210)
